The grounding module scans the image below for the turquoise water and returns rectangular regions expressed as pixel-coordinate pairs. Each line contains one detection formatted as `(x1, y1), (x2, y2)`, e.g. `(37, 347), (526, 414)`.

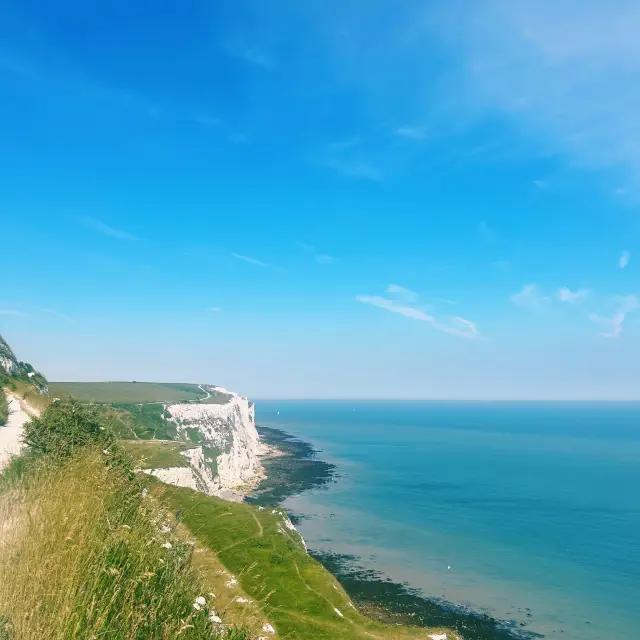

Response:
(256, 401), (640, 639)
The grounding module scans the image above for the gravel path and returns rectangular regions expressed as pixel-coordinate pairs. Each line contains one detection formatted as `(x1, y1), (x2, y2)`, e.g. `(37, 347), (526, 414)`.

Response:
(0, 392), (31, 472)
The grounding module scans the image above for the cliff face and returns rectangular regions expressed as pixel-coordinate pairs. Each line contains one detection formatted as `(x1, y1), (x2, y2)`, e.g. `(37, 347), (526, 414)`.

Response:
(0, 336), (19, 377)
(145, 387), (264, 501)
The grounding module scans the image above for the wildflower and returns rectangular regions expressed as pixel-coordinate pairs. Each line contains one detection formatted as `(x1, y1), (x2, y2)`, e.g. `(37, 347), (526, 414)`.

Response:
(161, 542), (172, 550)
(141, 488), (149, 498)
(102, 449), (109, 455)
(262, 623), (276, 634)
(209, 613), (222, 624)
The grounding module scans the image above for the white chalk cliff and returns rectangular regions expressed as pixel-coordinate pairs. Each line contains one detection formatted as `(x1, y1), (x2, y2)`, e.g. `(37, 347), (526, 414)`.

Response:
(145, 386), (264, 500)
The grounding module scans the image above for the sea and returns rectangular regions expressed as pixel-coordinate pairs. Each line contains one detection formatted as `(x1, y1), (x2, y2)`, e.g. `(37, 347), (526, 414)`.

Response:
(254, 400), (640, 640)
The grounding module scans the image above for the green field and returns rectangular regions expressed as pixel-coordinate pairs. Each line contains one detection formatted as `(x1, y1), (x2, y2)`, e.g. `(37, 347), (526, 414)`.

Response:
(49, 381), (207, 404)
(158, 483), (456, 640)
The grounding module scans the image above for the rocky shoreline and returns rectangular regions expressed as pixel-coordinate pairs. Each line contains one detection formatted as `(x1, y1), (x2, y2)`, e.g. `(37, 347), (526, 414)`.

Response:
(247, 424), (540, 640)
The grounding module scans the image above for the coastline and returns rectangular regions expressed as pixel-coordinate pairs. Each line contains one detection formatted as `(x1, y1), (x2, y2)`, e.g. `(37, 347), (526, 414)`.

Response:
(247, 425), (540, 640)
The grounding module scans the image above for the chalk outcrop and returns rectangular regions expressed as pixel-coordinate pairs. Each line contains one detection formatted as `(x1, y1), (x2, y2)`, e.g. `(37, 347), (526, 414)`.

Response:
(145, 387), (264, 500)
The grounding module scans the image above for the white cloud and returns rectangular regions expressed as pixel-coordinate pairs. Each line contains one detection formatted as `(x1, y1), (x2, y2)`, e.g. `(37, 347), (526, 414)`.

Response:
(446, 316), (480, 338)
(620, 250), (630, 269)
(433, 1), (640, 183)
(386, 284), (419, 303)
(0, 309), (28, 317)
(231, 253), (268, 267)
(589, 294), (639, 338)
(557, 287), (589, 303)
(357, 290), (481, 339)
(208, 307), (221, 312)
(395, 125), (429, 140)
(82, 217), (136, 241)
(510, 283), (549, 309)
(356, 295), (435, 322)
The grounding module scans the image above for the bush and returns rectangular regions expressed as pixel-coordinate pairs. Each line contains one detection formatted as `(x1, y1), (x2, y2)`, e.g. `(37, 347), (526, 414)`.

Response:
(22, 398), (115, 459)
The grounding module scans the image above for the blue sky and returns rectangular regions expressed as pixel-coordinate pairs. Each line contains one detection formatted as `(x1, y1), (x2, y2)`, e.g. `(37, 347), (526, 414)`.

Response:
(2, 0), (640, 399)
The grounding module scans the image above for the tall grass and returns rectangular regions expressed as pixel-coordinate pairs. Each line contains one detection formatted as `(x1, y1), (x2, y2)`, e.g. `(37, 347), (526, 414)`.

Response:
(0, 399), (249, 640)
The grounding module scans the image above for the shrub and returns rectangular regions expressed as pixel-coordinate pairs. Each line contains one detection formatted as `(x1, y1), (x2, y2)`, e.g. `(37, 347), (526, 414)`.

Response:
(21, 398), (115, 459)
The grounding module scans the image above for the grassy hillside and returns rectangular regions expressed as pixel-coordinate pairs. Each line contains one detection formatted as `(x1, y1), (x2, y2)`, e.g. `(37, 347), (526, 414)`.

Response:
(0, 400), (251, 640)
(158, 483), (455, 640)
(50, 381), (207, 404)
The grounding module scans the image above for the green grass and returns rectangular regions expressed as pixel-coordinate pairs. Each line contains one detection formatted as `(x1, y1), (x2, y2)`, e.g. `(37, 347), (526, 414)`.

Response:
(0, 450), (248, 640)
(121, 440), (192, 469)
(157, 484), (457, 640)
(109, 403), (179, 440)
(49, 381), (206, 404)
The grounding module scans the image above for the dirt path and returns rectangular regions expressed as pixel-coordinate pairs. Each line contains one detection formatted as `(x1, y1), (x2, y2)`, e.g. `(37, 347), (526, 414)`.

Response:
(0, 392), (32, 472)
(198, 384), (211, 401)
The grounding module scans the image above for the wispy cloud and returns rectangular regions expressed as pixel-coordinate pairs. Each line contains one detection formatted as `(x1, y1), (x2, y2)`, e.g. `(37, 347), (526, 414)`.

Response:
(0, 309), (28, 317)
(208, 307), (221, 312)
(41, 308), (77, 324)
(589, 295), (639, 338)
(511, 284), (550, 310)
(557, 287), (589, 303)
(533, 179), (548, 189)
(82, 217), (136, 241)
(395, 125), (429, 140)
(386, 284), (419, 304)
(231, 253), (269, 267)
(357, 287), (481, 339)
(432, 1), (640, 184)
(619, 250), (630, 269)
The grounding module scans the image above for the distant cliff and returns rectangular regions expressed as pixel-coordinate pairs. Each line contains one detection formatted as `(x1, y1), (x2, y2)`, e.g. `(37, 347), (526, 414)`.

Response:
(144, 386), (264, 500)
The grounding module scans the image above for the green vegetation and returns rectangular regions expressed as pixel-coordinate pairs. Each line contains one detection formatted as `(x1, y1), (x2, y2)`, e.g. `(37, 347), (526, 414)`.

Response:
(121, 440), (192, 469)
(0, 400), (249, 640)
(0, 391), (7, 426)
(159, 485), (456, 640)
(49, 381), (206, 404)
(110, 403), (179, 440)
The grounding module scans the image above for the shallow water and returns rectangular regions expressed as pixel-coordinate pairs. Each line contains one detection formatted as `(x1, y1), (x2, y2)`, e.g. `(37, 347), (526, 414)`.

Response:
(255, 400), (640, 640)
